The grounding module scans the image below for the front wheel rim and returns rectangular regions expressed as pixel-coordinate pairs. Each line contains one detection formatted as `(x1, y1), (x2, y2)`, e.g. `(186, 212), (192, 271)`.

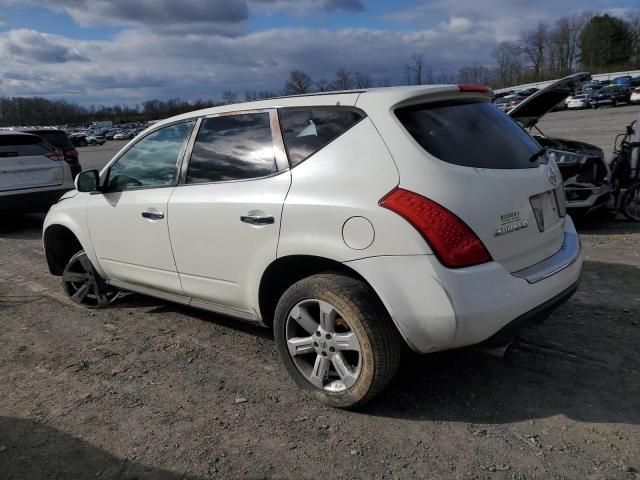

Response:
(62, 253), (115, 308)
(285, 299), (362, 393)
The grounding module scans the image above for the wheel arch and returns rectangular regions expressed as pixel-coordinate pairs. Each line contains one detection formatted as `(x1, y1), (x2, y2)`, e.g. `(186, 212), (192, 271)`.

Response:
(43, 224), (86, 276)
(257, 254), (393, 330)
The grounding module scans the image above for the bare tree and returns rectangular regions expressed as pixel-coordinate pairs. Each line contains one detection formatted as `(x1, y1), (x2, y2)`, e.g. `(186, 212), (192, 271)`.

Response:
(353, 72), (372, 88)
(628, 10), (640, 67)
(457, 64), (492, 85)
(221, 90), (239, 105)
(315, 79), (332, 91)
(332, 69), (353, 90)
(405, 52), (426, 85)
(520, 22), (549, 79)
(492, 41), (524, 88)
(285, 70), (314, 95)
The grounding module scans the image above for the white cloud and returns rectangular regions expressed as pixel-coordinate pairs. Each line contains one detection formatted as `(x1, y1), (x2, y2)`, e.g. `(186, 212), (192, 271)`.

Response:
(0, 23), (499, 103)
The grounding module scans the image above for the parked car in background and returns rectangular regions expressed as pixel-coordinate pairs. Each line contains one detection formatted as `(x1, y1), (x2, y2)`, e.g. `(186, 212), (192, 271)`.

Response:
(87, 134), (106, 145)
(69, 133), (90, 147)
(612, 75), (632, 87)
(508, 72), (611, 216)
(630, 87), (640, 104)
(113, 131), (136, 140)
(590, 85), (631, 108)
(1, 131), (74, 213)
(18, 127), (81, 178)
(493, 97), (511, 112)
(566, 94), (591, 109)
(43, 85), (582, 407)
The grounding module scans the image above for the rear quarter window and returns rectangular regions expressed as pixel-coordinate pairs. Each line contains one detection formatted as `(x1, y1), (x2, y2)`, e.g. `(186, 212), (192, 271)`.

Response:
(395, 100), (544, 169)
(279, 108), (364, 167)
(28, 131), (73, 150)
(0, 135), (54, 157)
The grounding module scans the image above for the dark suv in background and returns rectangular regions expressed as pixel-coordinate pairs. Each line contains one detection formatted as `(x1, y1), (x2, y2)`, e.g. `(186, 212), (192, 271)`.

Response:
(590, 85), (631, 108)
(18, 128), (81, 178)
(508, 72), (611, 216)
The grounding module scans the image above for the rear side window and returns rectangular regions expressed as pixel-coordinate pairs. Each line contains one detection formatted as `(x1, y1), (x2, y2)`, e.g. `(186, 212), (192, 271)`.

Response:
(186, 113), (276, 184)
(0, 134), (54, 158)
(396, 101), (544, 169)
(279, 108), (364, 167)
(27, 131), (73, 150)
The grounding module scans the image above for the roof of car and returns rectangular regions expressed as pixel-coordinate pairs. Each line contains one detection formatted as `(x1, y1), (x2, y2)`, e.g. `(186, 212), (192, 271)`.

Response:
(0, 130), (39, 137)
(146, 85), (475, 133)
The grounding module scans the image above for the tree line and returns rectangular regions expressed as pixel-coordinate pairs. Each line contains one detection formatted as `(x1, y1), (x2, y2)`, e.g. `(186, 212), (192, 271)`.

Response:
(0, 12), (638, 127)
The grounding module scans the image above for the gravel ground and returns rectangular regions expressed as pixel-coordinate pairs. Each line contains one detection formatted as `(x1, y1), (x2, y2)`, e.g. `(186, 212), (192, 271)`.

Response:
(538, 104), (640, 157)
(0, 108), (639, 479)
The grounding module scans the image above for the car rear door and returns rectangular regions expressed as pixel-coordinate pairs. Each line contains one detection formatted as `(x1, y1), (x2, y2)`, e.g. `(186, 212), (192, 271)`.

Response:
(0, 134), (64, 191)
(168, 110), (291, 316)
(390, 96), (566, 273)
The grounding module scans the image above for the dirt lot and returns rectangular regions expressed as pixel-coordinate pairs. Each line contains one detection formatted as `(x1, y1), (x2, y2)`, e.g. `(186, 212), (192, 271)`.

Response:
(1, 107), (640, 479)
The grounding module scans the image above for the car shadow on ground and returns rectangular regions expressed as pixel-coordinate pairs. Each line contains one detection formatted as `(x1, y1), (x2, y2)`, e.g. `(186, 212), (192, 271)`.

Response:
(0, 416), (201, 480)
(0, 213), (45, 240)
(112, 292), (274, 340)
(364, 259), (640, 425)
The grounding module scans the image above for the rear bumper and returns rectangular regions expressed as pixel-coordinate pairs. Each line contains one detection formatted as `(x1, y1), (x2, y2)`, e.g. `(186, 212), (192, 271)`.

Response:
(0, 186), (73, 213)
(566, 184), (611, 212)
(478, 280), (579, 347)
(346, 216), (583, 353)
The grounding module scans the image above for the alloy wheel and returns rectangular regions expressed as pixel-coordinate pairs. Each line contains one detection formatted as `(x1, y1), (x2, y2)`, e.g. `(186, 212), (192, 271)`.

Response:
(285, 299), (362, 392)
(62, 252), (117, 308)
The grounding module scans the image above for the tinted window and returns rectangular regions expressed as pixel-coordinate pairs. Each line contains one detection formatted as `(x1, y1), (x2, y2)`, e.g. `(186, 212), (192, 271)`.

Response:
(279, 108), (364, 167)
(395, 101), (543, 169)
(108, 121), (193, 190)
(186, 113), (276, 183)
(25, 130), (73, 150)
(0, 134), (54, 158)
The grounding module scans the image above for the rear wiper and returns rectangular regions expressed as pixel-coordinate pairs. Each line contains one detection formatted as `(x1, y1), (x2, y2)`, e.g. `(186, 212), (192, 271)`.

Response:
(529, 148), (547, 163)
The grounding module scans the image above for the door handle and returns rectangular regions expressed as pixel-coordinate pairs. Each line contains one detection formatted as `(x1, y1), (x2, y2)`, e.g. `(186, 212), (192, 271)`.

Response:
(240, 214), (275, 225)
(141, 210), (164, 220)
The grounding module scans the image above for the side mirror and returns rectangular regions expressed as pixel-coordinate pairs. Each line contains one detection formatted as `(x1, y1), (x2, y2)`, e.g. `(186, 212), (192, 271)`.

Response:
(75, 169), (100, 192)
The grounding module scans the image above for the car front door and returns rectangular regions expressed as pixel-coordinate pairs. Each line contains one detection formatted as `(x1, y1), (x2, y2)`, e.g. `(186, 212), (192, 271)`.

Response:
(87, 121), (195, 293)
(168, 111), (291, 318)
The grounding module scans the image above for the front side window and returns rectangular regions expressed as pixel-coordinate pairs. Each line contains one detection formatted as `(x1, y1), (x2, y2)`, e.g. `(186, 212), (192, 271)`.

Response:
(108, 121), (193, 190)
(186, 113), (276, 184)
(279, 108), (364, 167)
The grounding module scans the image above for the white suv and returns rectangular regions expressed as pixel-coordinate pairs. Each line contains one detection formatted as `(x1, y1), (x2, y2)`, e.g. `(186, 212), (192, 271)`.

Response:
(1, 131), (74, 213)
(43, 86), (583, 408)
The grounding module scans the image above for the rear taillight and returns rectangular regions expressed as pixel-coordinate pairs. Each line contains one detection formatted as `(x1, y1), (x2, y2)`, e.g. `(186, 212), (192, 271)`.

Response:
(458, 85), (490, 93)
(46, 150), (63, 161)
(380, 188), (492, 268)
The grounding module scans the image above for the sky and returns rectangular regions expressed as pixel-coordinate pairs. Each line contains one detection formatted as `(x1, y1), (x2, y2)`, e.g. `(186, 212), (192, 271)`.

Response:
(0, 0), (637, 105)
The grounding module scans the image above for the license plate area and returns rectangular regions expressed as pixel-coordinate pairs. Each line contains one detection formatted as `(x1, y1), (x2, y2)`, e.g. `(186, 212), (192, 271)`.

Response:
(530, 190), (560, 232)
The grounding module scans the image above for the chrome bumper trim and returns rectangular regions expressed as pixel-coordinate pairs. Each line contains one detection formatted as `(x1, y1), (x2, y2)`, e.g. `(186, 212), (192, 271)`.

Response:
(512, 232), (581, 284)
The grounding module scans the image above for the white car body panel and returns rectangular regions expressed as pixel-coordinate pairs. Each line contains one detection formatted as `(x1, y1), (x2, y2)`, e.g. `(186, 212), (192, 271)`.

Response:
(348, 216), (582, 352)
(169, 171), (291, 314)
(44, 86), (583, 355)
(0, 153), (64, 191)
(277, 117), (429, 262)
(357, 88), (565, 273)
(87, 188), (182, 294)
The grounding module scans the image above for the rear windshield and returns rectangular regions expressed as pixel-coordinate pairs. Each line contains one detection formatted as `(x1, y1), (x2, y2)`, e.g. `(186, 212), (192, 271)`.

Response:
(0, 134), (54, 157)
(26, 130), (73, 150)
(396, 100), (545, 169)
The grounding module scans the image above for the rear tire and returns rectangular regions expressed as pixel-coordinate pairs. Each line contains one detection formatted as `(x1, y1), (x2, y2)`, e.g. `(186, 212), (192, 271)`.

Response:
(274, 273), (402, 408)
(622, 183), (640, 222)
